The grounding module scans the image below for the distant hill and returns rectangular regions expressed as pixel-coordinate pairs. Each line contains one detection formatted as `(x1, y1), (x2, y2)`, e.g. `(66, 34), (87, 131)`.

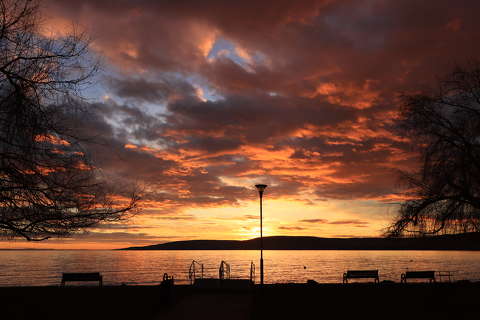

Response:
(121, 233), (480, 250)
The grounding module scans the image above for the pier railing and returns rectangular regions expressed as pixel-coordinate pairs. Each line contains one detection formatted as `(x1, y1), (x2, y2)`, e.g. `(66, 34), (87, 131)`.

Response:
(219, 260), (231, 280)
(436, 271), (454, 282)
(250, 261), (255, 283)
(187, 260), (257, 284)
(188, 260), (204, 284)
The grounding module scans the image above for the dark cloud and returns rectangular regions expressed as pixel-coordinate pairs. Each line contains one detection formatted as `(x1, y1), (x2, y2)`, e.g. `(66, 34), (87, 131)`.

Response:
(327, 220), (369, 226)
(107, 76), (197, 103)
(93, 224), (159, 230)
(278, 226), (307, 231)
(300, 219), (328, 223)
(165, 94), (357, 144)
(70, 232), (184, 243)
(46, 0), (480, 99)
(332, 234), (368, 238)
(153, 215), (197, 221)
(298, 219), (369, 227)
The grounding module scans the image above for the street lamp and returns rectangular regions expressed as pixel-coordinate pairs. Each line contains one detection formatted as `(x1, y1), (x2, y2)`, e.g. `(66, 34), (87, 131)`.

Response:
(255, 184), (267, 286)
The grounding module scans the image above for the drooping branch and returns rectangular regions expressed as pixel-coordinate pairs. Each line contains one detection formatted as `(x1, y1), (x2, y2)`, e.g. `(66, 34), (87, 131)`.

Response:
(387, 63), (480, 237)
(0, 0), (139, 241)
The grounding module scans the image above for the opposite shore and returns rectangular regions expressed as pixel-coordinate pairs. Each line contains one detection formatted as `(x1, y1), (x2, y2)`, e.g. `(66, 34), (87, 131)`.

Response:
(122, 233), (480, 250)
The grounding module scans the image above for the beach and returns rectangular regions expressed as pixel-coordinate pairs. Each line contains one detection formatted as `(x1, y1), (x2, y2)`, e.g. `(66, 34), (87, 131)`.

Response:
(2, 282), (479, 320)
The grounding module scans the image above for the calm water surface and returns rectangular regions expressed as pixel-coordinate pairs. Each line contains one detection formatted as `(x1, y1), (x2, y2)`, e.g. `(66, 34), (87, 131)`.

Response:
(1, 250), (480, 286)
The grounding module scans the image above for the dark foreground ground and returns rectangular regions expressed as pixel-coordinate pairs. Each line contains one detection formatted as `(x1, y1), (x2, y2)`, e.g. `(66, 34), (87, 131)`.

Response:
(1, 282), (479, 320)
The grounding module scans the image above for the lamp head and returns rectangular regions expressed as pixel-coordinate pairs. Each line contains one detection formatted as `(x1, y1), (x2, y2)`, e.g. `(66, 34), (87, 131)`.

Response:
(255, 184), (268, 194)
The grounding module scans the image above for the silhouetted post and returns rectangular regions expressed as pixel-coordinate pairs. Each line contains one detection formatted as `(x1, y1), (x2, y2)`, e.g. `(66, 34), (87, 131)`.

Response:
(255, 184), (267, 286)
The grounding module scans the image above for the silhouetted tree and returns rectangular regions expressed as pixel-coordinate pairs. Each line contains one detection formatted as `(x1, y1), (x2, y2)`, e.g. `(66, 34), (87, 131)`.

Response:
(388, 63), (480, 237)
(0, 0), (138, 241)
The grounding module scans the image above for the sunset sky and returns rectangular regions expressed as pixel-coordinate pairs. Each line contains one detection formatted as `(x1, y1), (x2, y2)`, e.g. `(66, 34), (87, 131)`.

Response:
(3, 0), (480, 249)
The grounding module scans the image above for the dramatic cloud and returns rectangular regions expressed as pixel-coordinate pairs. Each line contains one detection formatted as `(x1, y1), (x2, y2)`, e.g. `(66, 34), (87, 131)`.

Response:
(20, 0), (480, 246)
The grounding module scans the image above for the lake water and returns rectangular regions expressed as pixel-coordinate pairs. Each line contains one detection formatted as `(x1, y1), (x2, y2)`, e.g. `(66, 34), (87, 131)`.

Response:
(1, 250), (480, 286)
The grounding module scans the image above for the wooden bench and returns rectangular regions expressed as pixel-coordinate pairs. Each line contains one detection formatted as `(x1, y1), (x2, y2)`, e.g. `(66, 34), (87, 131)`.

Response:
(343, 270), (379, 283)
(401, 271), (435, 283)
(61, 272), (103, 286)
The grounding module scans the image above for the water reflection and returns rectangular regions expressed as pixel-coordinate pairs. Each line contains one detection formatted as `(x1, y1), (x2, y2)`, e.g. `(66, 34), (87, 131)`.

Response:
(0, 250), (480, 286)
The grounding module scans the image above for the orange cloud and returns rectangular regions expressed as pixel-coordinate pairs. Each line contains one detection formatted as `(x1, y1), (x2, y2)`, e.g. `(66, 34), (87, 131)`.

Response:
(35, 134), (70, 146)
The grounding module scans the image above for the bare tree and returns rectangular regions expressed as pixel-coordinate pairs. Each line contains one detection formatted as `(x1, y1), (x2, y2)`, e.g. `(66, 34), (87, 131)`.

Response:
(0, 0), (138, 241)
(387, 63), (480, 237)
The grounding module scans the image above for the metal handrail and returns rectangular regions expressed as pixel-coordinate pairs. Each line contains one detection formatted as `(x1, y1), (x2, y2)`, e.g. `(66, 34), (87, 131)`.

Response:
(188, 260), (204, 284)
(219, 260), (231, 280)
(436, 270), (454, 282)
(250, 261), (255, 283)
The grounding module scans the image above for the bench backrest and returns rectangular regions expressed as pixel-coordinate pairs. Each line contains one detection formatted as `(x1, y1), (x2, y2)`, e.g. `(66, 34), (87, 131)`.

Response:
(346, 270), (378, 278)
(62, 272), (102, 282)
(404, 271), (435, 279)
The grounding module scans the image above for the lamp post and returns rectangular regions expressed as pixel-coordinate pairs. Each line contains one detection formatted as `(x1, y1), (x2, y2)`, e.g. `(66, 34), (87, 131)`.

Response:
(255, 184), (267, 286)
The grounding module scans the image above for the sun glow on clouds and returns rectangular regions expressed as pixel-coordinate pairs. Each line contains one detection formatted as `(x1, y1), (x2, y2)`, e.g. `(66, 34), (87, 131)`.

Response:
(117, 138), (398, 242)
(179, 198), (392, 240)
(306, 80), (380, 109)
(198, 31), (218, 58)
(14, 0), (479, 249)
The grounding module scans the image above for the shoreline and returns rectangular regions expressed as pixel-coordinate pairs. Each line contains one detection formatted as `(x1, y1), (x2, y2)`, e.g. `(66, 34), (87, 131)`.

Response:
(121, 233), (480, 251)
(3, 248), (480, 251)
(3, 280), (479, 290)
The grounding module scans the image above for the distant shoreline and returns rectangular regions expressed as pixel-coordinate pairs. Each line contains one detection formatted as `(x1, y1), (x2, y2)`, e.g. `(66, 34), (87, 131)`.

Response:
(120, 233), (480, 251)
(1, 233), (479, 251)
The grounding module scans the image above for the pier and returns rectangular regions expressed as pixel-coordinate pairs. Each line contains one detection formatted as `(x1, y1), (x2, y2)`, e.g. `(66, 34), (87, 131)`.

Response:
(187, 259), (255, 290)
